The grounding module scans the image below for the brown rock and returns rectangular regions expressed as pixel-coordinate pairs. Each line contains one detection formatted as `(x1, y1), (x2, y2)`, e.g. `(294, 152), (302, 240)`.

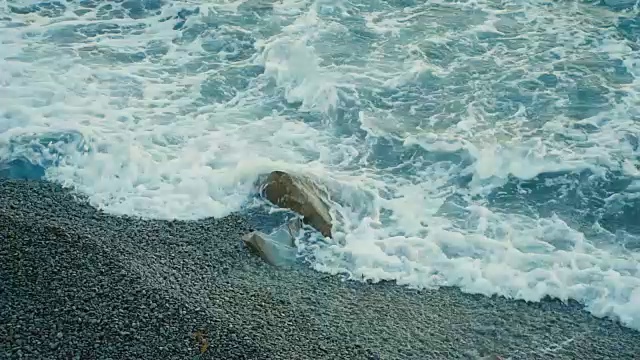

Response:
(261, 171), (333, 238)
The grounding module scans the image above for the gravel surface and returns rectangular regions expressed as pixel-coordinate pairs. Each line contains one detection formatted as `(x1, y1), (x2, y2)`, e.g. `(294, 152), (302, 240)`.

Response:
(1, 179), (639, 360)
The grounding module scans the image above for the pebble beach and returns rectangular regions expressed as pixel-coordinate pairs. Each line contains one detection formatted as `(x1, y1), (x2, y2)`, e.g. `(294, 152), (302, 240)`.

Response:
(1, 179), (639, 360)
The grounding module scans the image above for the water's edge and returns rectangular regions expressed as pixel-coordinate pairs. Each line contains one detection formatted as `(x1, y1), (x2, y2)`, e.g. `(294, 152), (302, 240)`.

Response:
(1, 178), (639, 359)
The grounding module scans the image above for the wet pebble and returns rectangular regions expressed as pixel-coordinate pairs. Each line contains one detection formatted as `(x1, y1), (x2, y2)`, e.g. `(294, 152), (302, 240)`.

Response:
(0, 179), (639, 359)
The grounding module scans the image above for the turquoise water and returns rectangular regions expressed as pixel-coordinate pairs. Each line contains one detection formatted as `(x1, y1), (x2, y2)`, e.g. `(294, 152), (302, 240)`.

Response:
(1, 0), (640, 331)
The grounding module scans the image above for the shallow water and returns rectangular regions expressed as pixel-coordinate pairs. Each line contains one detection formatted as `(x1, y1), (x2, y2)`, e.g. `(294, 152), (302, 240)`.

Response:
(1, 0), (640, 331)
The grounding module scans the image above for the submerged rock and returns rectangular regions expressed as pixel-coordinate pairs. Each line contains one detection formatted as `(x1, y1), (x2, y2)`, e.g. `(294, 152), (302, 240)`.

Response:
(286, 216), (303, 241)
(261, 171), (333, 238)
(242, 232), (293, 267)
(242, 231), (277, 266)
(242, 218), (302, 267)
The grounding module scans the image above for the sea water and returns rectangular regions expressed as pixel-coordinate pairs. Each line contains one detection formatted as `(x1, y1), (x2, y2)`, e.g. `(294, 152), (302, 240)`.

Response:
(1, 0), (640, 331)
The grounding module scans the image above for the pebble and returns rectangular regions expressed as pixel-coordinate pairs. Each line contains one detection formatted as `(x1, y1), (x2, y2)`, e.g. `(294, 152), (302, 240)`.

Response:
(0, 179), (639, 359)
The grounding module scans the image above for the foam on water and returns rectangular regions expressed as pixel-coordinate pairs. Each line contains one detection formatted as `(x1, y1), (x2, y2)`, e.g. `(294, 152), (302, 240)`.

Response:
(1, 0), (640, 330)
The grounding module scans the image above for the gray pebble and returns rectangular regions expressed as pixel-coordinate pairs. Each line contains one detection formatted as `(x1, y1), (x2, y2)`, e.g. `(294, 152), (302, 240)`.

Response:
(0, 179), (639, 360)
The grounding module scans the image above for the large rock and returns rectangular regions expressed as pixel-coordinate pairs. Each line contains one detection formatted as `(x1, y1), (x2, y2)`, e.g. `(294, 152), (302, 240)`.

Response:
(261, 171), (333, 238)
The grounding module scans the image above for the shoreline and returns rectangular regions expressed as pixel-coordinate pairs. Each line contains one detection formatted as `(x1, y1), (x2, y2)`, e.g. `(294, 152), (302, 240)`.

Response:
(1, 178), (639, 359)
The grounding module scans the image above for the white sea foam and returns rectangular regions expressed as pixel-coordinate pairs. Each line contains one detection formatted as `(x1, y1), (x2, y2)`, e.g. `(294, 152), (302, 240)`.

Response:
(1, 0), (639, 331)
